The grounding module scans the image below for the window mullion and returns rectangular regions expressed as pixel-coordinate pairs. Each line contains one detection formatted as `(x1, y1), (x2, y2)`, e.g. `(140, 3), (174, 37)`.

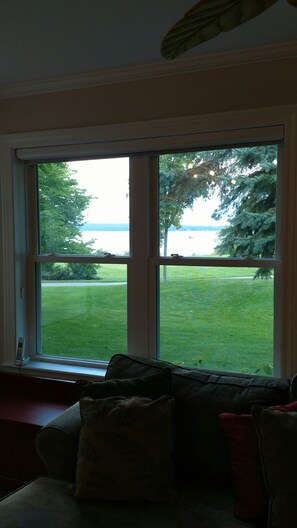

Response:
(128, 156), (153, 357)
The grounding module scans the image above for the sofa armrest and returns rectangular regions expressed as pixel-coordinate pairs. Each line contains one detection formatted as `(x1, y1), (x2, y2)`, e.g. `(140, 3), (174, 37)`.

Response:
(35, 401), (81, 482)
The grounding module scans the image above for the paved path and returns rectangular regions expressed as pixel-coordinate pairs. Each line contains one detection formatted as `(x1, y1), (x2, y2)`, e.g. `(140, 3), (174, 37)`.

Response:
(42, 276), (259, 287)
(42, 281), (126, 287)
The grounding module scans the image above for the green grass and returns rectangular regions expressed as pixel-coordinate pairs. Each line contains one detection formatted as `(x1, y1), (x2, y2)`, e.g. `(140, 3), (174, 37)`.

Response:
(41, 284), (127, 359)
(159, 270), (273, 374)
(40, 264), (274, 375)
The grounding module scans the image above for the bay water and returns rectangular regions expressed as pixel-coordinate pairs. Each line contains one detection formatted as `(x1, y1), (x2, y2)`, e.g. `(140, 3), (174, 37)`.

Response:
(80, 227), (221, 257)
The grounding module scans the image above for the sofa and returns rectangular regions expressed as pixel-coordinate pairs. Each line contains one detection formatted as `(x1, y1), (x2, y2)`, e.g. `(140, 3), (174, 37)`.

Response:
(0, 353), (296, 528)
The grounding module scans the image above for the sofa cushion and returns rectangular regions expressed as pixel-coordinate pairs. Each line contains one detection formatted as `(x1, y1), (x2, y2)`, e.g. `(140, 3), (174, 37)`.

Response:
(75, 395), (176, 502)
(252, 405), (297, 528)
(76, 369), (172, 400)
(106, 354), (291, 481)
(0, 476), (266, 528)
(172, 368), (290, 481)
(105, 354), (175, 380)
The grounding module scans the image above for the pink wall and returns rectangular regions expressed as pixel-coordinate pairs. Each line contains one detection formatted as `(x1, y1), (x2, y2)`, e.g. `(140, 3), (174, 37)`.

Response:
(0, 56), (297, 134)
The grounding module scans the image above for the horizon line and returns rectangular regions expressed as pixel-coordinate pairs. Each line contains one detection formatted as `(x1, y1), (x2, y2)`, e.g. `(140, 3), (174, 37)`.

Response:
(79, 223), (224, 231)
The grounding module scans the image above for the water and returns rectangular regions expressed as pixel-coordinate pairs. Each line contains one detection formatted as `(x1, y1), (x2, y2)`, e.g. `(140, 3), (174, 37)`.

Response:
(80, 229), (221, 257)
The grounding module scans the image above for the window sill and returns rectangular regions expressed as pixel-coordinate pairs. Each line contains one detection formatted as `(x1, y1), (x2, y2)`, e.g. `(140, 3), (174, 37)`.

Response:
(0, 361), (106, 381)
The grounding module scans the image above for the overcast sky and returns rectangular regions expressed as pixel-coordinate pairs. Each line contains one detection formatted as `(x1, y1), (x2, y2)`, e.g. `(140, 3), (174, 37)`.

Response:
(69, 158), (225, 226)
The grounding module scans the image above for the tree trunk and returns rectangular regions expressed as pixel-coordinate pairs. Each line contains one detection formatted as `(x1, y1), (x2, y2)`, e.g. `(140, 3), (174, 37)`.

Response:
(162, 227), (168, 281)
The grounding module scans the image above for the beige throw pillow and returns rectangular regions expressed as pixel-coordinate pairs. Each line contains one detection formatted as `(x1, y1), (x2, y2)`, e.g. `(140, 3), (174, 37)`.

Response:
(75, 395), (176, 502)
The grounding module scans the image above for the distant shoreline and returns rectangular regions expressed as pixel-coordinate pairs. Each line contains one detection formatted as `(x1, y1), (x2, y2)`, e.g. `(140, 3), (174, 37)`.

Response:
(80, 223), (224, 232)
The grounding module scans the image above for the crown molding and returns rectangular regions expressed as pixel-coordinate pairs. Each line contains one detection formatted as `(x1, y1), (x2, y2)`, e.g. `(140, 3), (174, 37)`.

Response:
(1, 40), (297, 100)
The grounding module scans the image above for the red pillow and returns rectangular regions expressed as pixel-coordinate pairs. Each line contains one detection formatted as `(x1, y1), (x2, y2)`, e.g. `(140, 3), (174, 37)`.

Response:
(219, 401), (297, 521)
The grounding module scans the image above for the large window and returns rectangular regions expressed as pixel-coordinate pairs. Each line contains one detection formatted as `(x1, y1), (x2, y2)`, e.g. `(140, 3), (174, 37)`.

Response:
(24, 142), (279, 375)
(3, 111), (297, 379)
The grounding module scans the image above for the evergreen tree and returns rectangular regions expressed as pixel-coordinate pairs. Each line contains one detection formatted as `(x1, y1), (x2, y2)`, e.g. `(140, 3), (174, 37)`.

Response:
(213, 145), (277, 277)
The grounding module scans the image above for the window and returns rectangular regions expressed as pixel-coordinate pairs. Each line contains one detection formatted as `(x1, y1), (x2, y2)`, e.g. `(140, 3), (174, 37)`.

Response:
(25, 142), (279, 375)
(34, 158), (129, 360)
(1, 109), (296, 379)
(157, 146), (277, 374)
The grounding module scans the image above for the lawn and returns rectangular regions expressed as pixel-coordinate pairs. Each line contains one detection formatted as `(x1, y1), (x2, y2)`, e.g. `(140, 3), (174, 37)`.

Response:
(159, 267), (273, 374)
(40, 264), (274, 375)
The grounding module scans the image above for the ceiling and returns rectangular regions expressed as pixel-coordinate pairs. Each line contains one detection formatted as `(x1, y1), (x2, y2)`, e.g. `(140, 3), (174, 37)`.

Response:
(1, 0), (297, 90)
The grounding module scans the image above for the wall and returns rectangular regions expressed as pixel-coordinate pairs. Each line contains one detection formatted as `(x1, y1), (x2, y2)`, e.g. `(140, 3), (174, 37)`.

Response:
(0, 55), (297, 134)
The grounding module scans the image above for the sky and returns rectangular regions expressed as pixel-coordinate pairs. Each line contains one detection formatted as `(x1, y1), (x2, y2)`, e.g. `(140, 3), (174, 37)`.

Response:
(69, 158), (129, 224)
(68, 158), (225, 227)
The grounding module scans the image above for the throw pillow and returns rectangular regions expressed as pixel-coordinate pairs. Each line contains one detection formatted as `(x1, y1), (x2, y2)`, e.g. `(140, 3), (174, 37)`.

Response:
(75, 395), (176, 502)
(252, 405), (297, 528)
(219, 412), (267, 521)
(76, 369), (172, 400)
(219, 400), (297, 521)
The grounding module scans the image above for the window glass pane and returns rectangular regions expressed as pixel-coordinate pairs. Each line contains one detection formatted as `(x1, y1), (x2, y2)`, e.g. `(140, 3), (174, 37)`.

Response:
(38, 158), (130, 256)
(159, 146), (277, 259)
(159, 266), (274, 375)
(39, 263), (127, 360)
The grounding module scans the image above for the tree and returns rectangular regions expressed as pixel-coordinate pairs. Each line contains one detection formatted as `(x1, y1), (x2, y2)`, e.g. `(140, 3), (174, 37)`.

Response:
(38, 162), (98, 280)
(159, 153), (220, 279)
(212, 145), (277, 278)
(159, 146), (277, 279)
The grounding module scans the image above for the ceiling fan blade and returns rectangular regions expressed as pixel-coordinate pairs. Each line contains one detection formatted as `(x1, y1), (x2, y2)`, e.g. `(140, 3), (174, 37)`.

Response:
(161, 0), (278, 60)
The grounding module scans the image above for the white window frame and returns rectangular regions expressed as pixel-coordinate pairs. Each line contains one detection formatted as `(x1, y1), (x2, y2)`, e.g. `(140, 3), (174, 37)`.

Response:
(0, 105), (297, 380)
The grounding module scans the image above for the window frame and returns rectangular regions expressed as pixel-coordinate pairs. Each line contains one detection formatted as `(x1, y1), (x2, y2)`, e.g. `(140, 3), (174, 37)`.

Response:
(0, 106), (296, 379)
